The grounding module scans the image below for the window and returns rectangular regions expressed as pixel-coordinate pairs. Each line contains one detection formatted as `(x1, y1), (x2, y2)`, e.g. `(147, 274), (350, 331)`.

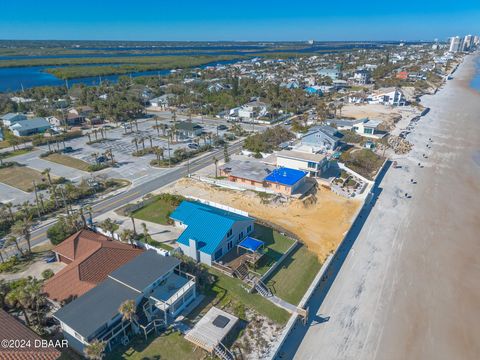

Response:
(307, 161), (317, 169)
(364, 128), (373, 134)
(247, 225), (252, 232)
(227, 240), (233, 250)
(214, 248), (223, 260)
(227, 229), (232, 237)
(238, 231), (243, 240)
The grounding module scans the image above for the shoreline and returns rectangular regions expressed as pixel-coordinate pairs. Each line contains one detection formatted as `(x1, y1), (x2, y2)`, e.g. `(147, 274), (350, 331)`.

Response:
(282, 52), (480, 360)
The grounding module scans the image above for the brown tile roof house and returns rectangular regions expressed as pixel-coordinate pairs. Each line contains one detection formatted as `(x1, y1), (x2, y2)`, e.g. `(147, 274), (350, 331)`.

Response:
(44, 229), (143, 303)
(0, 309), (61, 360)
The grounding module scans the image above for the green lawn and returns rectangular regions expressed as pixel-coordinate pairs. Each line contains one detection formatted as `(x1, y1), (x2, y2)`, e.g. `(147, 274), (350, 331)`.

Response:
(266, 245), (322, 305)
(2, 147), (34, 158)
(106, 329), (207, 360)
(132, 194), (184, 225)
(206, 268), (290, 325)
(252, 224), (296, 274)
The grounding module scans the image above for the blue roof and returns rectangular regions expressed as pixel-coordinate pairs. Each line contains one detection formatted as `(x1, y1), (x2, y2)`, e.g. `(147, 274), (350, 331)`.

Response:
(238, 237), (264, 252)
(170, 201), (253, 255)
(263, 167), (307, 186)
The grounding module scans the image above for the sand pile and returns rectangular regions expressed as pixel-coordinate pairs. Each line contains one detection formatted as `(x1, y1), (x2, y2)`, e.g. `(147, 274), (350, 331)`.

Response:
(164, 178), (360, 260)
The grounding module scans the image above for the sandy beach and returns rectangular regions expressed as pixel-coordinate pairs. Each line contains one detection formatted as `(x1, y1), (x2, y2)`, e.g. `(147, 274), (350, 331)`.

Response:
(281, 53), (480, 360)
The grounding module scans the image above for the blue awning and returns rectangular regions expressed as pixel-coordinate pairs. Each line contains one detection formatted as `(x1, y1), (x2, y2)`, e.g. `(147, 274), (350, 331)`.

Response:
(238, 237), (264, 252)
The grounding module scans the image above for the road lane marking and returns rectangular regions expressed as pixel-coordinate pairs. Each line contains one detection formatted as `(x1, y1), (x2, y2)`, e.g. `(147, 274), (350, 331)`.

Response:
(93, 191), (140, 212)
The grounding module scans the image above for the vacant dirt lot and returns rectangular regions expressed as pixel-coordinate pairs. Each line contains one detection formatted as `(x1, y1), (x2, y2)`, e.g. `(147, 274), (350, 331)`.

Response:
(0, 165), (47, 192)
(163, 178), (360, 260)
(341, 103), (420, 131)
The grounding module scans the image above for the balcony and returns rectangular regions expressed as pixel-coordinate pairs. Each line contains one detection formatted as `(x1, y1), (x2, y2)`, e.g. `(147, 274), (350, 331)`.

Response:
(149, 269), (196, 312)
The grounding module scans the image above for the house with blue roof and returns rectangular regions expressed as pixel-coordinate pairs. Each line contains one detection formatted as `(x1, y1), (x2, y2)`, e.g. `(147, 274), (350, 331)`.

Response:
(10, 117), (51, 137)
(1, 112), (27, 127)
(170, 201), (255, 266)
(263, 167), (308, 196)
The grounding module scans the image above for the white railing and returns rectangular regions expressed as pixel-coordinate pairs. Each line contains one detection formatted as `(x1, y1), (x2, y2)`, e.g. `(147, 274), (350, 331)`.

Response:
(150, 279), (195, 311)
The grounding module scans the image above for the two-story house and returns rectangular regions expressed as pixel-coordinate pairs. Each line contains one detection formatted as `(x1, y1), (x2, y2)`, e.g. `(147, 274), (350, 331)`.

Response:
(275, 150), (330, 177)
(54, 250), (196, 354)
(170, 201), (255, 266)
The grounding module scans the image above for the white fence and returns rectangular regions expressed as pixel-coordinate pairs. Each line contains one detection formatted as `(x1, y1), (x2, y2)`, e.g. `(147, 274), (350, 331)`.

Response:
(189, 175), (276, 195)
(186, 195), (250, 217)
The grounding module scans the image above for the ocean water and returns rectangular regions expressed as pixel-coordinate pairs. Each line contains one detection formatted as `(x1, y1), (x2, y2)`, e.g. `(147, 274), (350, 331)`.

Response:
(470, 56), (480, 92)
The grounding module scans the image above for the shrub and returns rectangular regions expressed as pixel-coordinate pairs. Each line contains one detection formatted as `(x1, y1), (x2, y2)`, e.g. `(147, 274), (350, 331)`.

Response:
(0, 256), (19, 273)
(42, 269), (54, 280)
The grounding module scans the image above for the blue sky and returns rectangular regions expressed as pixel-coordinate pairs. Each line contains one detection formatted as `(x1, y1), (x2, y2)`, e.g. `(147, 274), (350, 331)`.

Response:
(1, 0), (479, 41)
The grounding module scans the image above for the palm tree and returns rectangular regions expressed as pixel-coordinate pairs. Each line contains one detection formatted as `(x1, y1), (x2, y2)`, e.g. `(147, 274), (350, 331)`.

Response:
(12, 218), (32, 255)
(131, 137), (139, 153)
(119, 229), (135, 246)
(141, 223), (149, 244)
(100, 218), (118, 240)
(84, 340), (106, 360)
(5, 235), (25, 257)
(152, 146), (164, 165)
(4, 202), (14, 222)
(118, 299), (137, 323)
(147, 135), (153, 149)
(42, 168), (59, 208)
(5, 287), (31, 326)
(130, 215), (137, 236)
(213, 156), (219, 178)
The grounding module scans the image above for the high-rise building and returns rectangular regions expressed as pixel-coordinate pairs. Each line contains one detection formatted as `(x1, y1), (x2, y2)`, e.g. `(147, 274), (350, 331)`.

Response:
(449, 36), (462, 52)
(473, 35), (479, 46)
(463, 35), (473, 51)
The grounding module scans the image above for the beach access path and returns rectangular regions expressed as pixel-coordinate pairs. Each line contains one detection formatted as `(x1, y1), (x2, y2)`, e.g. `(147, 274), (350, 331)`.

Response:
(279, 54), (480, 360)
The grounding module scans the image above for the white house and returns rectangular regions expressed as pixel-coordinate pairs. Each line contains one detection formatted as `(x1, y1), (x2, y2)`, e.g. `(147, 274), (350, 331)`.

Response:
(275, 149), (330, 177)
(368, 87), (406, 106)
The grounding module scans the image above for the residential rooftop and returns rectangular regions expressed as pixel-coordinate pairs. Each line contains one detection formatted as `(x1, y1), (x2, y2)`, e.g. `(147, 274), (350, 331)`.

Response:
(276, 149), (328, 163)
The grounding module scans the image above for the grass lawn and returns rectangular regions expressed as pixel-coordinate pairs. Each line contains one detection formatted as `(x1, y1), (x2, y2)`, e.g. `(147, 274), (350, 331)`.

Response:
(106, 328), (207, 360)
(0, 165), (47, 192)
(132, 194), (184, 225)
(2, 147), (34, 158)
(205, 268), (290, 325)
(44, 153), (91, 171)
(266, 245), (322, 305)
(252, 224), (296, 274)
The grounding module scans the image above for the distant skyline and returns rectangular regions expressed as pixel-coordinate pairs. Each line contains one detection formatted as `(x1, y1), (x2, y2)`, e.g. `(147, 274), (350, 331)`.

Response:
(1, 0), (479, 42)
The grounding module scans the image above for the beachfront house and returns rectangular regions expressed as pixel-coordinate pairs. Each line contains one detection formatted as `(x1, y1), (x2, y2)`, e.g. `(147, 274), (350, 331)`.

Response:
(368, 87), (406, 106)
(275, 149), (330, 177)
(44, 229), (143, 303)
(219, 159), (308, 196)
(327, 118), (385, 139)
(9, 117), (51, 136)
(170, 201), (255, 266)
(53, 250), (196, 354)
(299, 125), (343, 152)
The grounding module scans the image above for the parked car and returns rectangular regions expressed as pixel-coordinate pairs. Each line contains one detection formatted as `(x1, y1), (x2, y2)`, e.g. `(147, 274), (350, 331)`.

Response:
(63, 146), (74, 153)
(96, 155), (107, 163)
(187, 143), (199, 149)
(217, 124), (228, 130)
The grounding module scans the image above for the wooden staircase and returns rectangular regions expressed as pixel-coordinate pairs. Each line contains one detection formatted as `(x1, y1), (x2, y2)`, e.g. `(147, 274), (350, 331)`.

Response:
(214, 342), (235, 360)
(233, 263), (249, 279)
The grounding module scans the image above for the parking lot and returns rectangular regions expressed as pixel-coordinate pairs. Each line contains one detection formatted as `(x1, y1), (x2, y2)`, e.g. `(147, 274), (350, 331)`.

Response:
(0, 113), (248, 205)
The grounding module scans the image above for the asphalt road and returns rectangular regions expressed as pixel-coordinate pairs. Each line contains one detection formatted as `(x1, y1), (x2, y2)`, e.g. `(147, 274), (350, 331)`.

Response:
(26, 140), (244, 249)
